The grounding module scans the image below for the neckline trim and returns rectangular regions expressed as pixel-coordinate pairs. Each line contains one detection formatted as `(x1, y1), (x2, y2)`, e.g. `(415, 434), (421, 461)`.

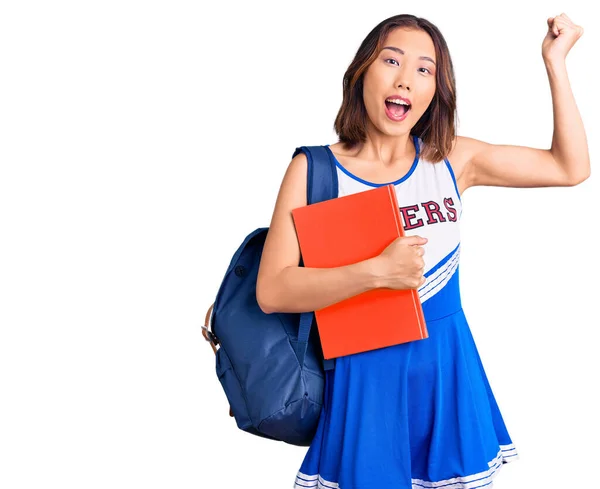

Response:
(325, 135), (421, 187)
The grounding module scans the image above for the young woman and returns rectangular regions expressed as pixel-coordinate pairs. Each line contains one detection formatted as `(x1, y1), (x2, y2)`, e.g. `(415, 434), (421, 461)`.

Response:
(256, 13), (589, 489)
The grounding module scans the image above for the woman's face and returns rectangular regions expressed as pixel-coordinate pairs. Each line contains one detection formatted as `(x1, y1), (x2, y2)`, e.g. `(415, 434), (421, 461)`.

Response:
(362, 27), (437, 137)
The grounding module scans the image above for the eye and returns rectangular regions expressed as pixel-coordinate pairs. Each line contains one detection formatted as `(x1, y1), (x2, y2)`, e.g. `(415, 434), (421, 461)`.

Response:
(419, 67), (432, 74)
(385, 58), (399, 66)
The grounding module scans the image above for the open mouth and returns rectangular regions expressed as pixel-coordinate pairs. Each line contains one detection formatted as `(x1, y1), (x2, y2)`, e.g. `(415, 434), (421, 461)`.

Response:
(385, 99), (411, 118)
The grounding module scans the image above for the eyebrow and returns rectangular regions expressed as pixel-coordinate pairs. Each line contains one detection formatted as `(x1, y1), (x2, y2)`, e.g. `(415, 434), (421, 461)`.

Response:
(382, 46), (436, 66)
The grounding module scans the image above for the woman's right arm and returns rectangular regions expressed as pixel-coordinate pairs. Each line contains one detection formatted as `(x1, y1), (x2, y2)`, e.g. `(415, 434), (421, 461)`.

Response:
(256, 152), (427, 314)
(255, 152), (384, 314)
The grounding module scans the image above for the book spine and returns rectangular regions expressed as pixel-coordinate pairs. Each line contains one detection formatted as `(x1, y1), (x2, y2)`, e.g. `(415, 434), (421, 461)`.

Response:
(387, 184), (404, 238)
(388, 185), (428, 339)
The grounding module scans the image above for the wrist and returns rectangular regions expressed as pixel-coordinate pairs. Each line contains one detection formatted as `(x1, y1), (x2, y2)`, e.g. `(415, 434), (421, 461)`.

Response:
(543, 57), (566, 73)
(365, 256), (388, 289)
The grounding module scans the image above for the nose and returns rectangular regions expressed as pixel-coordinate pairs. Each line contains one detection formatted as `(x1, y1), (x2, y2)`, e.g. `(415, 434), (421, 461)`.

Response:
(396, 78), (411, 91)
(395, 65), (412, 91)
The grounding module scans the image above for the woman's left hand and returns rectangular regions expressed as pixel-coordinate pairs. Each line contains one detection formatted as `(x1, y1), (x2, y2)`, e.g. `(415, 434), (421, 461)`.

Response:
(542, 13), (584, 65)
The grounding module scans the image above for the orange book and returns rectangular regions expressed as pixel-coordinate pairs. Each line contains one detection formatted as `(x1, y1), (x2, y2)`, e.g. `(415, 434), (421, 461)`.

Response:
(291, 184), (428, 360)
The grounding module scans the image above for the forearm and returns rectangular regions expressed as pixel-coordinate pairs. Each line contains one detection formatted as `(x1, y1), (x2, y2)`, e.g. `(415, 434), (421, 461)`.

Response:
(259, 257), (385, 314)
(545, 59), (591, 183)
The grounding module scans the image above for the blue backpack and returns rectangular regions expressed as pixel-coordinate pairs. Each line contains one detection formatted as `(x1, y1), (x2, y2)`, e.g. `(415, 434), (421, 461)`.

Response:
(202, 146), (339, 446)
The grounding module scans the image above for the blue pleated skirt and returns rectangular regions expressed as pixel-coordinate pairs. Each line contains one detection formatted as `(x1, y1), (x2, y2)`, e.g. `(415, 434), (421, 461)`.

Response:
(293, 302), (519, 489)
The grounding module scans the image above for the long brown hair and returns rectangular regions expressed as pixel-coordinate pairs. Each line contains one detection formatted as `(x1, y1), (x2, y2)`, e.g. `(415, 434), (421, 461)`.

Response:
(334, 14), (457, 163)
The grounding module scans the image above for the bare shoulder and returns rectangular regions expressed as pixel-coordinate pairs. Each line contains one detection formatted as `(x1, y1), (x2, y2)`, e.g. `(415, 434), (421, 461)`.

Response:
(282, 151), (309, 203)
(267, 150), (309, 230)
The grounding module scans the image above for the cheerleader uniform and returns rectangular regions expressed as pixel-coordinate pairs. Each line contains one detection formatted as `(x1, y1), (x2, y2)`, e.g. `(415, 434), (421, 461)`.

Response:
(293, 135), (518, 489)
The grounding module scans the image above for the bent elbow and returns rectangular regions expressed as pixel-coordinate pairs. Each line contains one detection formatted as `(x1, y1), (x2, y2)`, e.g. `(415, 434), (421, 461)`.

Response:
(256, 280), (277, 315)
(566, 165), (591, 186)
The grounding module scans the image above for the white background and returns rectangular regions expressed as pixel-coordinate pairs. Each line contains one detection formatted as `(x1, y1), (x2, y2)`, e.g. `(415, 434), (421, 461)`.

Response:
(1, 1), (598, 488)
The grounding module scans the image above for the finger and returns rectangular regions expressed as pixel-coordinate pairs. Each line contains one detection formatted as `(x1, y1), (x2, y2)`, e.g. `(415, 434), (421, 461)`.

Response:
(402, 235), (428, 245)
(554, 18), (570, 35)
(564, 15), (581, 34)
(547, 17), (558, 37)
(561, 13), (573, 24)
(548, 16), (562, 36)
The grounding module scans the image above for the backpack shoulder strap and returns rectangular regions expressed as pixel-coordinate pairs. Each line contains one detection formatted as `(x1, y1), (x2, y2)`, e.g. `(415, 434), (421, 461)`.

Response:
(292, 146), (338, 205)
(292, 145), (338, 371)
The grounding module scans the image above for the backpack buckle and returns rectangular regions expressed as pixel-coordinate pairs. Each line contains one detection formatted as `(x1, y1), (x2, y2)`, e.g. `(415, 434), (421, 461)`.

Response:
(202, 325), (219, 345)
(202, 303), (219, 354)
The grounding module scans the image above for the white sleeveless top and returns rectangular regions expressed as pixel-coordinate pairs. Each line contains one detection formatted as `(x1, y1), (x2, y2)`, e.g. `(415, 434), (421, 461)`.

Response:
(324, 135), (462, 307)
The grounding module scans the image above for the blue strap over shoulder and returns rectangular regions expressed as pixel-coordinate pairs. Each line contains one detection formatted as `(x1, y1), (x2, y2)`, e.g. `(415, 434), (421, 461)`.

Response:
(292, 145), (338, 371)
